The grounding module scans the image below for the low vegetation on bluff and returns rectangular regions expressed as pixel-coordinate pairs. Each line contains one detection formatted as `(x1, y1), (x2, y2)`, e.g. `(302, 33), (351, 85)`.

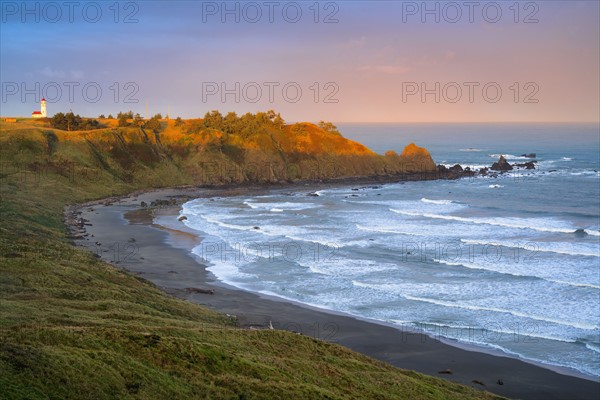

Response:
(0, 115), (502, 399)
(13, 110), (436, 186)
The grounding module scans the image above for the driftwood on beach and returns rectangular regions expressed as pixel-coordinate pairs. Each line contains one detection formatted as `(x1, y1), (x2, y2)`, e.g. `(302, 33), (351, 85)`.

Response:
(185, 287), (215, 295)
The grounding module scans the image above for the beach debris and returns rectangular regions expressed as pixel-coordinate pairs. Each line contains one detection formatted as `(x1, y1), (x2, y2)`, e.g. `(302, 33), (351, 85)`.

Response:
(497, 379), (504, 385)
(185, 287), (214, 295)
(437, 369), (453, 374)
(178, 215), (187, 221)
(472, 380), (485, 386)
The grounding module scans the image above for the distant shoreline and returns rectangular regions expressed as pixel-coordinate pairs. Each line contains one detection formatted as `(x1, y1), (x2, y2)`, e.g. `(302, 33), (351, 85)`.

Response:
(67, 182), (600, 400)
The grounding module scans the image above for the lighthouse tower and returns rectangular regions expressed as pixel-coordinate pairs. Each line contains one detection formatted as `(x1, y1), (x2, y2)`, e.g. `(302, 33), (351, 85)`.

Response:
(40, 98), (47, 117)
(31, 98), (47, 118)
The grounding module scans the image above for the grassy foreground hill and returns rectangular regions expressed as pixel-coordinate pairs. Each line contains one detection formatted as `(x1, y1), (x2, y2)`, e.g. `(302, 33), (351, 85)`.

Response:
(0, 117), (500, 399)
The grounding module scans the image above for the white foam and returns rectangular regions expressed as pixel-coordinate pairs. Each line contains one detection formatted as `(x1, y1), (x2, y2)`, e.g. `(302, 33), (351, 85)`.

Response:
(421, 198), (454, 205)
(489, 153), (533, 161)
(586, 343), (600, 354)
(192, 255), (254, 285)
(461, 238), (600, 258)
(356, 224), (426, 236)
(202, 216), (255, 232)
(441, 163), (488, 170)
(243, 201), (318, 211)
(549, 280), (600, 290)
(400, 294), (600, 331)
(570, 171), (600, 177)
(390, 209), (580, 235)
(433, 258), (600, 289)
(489, 184), (504, 189)
(460, 148), (484, 152)
(414, 320), (578, 344)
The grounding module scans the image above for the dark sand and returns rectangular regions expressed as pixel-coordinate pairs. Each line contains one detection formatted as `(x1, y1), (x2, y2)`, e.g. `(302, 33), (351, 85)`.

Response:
(68, 186), (600, 400)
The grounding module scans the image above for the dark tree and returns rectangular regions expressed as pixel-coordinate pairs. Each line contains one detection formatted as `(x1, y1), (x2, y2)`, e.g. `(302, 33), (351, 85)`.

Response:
(117, 111), (133, 127)
(318, 121), (341, 135)
(145, 116), (162, 133)
(50, 112), (100, 131)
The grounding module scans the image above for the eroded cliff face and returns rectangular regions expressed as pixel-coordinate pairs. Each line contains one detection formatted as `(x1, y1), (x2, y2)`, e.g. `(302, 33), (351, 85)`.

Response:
(0, 120), (438, 186)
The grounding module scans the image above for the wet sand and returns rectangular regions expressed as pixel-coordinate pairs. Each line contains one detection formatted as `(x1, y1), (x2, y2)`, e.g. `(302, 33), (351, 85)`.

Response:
(67, 186), (600, 400)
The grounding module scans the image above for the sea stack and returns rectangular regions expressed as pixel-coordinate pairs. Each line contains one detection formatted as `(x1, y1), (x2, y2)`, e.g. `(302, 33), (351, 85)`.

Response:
(491, 155), (513, 171)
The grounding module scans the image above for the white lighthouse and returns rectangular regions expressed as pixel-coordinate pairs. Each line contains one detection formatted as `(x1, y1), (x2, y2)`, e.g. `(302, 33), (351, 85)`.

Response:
(31, 98), (47, 118)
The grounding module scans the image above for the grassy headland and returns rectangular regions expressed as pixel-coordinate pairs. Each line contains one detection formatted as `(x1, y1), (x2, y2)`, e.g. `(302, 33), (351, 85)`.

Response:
(0, 116), (501, 399)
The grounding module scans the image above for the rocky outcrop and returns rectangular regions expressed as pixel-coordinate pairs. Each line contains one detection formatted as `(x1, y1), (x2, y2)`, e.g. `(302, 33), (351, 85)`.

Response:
(436, 163), (476, 179)
(491, 155), (513, 171)
(448, 164), (463, 174)
(514, 161), (536, 170)
(520, 153), (537, 158)
(399, 143), (437, 172)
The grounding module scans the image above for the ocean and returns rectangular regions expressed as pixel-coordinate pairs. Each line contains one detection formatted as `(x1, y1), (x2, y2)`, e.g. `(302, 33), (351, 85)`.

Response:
(158, 123), (600, 378)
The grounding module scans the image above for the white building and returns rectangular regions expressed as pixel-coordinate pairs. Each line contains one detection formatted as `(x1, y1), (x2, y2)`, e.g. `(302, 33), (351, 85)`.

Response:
(31, 98), (47, 118)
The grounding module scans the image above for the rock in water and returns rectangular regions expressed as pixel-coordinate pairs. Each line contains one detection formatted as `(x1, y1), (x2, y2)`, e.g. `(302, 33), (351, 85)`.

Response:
(448, 164), (463, 173)
(574, 228), (588, 237)
(178, 215), (187, 221)
(514, 161), (536, 170)
(491, 155), (513, 171)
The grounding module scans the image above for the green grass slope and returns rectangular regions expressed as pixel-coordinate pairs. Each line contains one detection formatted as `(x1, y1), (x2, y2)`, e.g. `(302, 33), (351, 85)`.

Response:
(0, 121), (501, 399)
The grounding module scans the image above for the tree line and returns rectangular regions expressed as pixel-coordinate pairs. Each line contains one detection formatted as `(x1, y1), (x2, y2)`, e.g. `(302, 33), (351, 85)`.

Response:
(50, 112), (102, 131)
(50, 110), (339, 137)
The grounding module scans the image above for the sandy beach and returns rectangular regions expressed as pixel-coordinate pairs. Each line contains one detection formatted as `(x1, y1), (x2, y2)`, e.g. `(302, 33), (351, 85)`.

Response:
(67, 185), (600, 400)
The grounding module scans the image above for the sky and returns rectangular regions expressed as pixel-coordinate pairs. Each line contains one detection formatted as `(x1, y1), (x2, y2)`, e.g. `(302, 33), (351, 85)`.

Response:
(1, 0), (599, 123)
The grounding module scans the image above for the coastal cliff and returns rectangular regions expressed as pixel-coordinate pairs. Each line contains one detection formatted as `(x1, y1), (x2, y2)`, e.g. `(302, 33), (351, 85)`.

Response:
(0, 115), (437, 187)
